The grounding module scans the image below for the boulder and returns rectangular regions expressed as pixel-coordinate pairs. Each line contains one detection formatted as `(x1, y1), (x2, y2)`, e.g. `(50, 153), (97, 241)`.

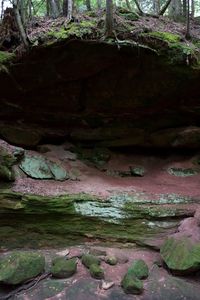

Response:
(128, 259), (149, 279)
(81, 254), (101, 268)
(51, 257), (77, 278)
(89, 264), (104, 279)
(121, 273), (143, 295)
(19, 153), (68, 180)
(0, 251), (45, 285)
(160, 237), (200, 274)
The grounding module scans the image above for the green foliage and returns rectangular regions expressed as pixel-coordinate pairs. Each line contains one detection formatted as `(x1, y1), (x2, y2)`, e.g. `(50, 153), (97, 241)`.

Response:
(145, 31), (181, 43)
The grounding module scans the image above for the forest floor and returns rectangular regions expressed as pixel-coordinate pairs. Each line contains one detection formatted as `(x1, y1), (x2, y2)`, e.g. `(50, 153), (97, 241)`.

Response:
(1, 8), (200, 54)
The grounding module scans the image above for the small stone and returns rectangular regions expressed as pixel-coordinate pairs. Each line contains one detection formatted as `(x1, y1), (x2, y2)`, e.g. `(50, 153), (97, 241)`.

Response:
(82, 254), (101, 268)
(130, 166), (145, 177)
(105, 255), (118, 266)
(89, 264), (104, 279)
(121, 273), (143, 294)
(129, 259), (149, 279)
(51, 257), (77, 279)
(101, 280), (115, 290)
(56, 249), (70, 257)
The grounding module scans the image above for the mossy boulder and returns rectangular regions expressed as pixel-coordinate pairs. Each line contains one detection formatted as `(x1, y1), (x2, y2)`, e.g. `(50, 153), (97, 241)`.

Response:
(89, 264), (104, 279)
(51, 257), (77, 278)
(105, 255), (118, 266)
(128, 259), (149, 279)
(160, 237), (200, 274)
(0, 251), (45, 285)
(121, 273), (143, 294)
(81, 254), (101, 268)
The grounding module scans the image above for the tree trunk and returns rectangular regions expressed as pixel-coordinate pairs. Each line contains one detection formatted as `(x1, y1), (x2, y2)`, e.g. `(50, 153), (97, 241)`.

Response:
(133, 0), (144, 15)
(97, 0), (101, 10)
(185, 0), (191, 39)
(158, 0), (172, 16)
(13, 0), (30, 47)
(153, 0), (160, 14)
(105, 0), (113, 36)
(182, 0), (187, 18)
(125, 0), (131, 11)
(46, 0), (50, 16)
(63, 0), (68, 16)
(49, 0), (59, 18)
(1, 0), (4, 19)
(67, 0), (72, 20)
(86, 0), (91, 11)
(191, 0), (195, 18)
(169, 0), (182, 20)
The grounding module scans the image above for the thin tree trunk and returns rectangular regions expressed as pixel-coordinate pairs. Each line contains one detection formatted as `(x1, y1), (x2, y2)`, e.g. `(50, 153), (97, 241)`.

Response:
(1, 0), (4, 19)
(67, 0), (72, 20)
(158, 0), (172, 16)
(182, 0), (187, 18)
(153, 0), (160, 14)
(133, 0), (144, 15)
(49, 0), (59, 18)
(46, 0), (50, 16)
(13, 0), (30, 47)
(63, 0), (68, 16)
(191, 0), (195, 18)
(86, 0), (91, 11)
(125, 0), (131, 10)
(97, 0), (101, 10)
(105, 0), (113, 36)
(185, 0), (191, 39)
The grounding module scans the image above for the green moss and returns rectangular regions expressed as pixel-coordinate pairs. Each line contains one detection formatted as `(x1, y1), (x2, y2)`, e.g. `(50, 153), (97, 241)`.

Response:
(48, 20), (96, 40)
(51, 257), (77, 278)
(0, 51), (14, 64)
(121, 273), (143, 294)
(160, 237), (200, 274)
(82, 254), (101, 268)
(128, 259), (149, 279)
(145, 31), (181, 43)
(0, 251), (45, 285)
(89, 264), (104, 279)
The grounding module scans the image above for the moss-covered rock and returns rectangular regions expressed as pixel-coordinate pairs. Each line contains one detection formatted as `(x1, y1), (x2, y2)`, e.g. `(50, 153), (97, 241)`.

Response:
(105, 255), (118, 266)
(48, 20), (97, 41)
(81, 254), (101, 268)
(51, 257), (77, 278)
(167, 167), (199, 177)
(0, 251), (45, 285)
(128, 259), (149, 279)
(89, 264), (104, 279)
(160, 237), (200, 274)
(121, 273), (143, 294)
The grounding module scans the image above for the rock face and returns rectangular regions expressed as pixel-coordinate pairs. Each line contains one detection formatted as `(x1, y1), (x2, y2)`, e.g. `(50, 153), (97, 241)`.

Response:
(160, 237), (200, 274)
(0, 39), (200, 149)
(0, 251), (45, 284)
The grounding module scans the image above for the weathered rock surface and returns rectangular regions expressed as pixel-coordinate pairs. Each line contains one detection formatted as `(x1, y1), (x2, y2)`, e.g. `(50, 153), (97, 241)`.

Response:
(160, 237), (200, 274)
(0, 251), (45, 284)
(19, 153), (68, 180)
